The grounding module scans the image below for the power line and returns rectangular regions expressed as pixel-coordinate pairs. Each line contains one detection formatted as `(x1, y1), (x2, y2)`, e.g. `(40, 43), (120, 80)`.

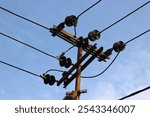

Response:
(0, 60), (41, 78)
(82, 52), (120, 78)
(71, 0), (103, 52)
(125, 29), (150, 44)
(45, 69), (64, 74)
(61, 45), (75, 56)
(100, 1), (150, 33)
(0, 7), (49, 30)
(0, 32), (59, 60)
(0, 0), (103, 32)
(77, 0), (102, 18)
(64, 0), (150, 54)
(43, 53), (119, 79)
(81, 29), (150, 78)
(119, 86), (150, 100)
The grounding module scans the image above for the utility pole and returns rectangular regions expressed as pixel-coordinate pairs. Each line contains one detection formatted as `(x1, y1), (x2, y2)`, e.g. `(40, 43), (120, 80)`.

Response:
(75, 46), (83, 100)
(49, 23), (105, 100)
(48, 15), (124, 99)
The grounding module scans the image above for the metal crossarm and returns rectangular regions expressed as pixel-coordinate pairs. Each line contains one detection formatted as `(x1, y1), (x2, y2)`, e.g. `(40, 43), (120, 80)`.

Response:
(64, 47), (103, 88)
(57, 45), (96, 86)
(50, 25), (104, 60)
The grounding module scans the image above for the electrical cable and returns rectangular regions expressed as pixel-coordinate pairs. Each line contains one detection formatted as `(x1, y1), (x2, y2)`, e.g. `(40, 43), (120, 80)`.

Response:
(81, 29), (150, 78)
(119, 86), (150, 100)
(45, 69), (64, 74)
(82, 52), (120, 78)
(67, 0), (103, 54)
(0, 7), (49, 30)
(77, 0), (102, 18)
(61, 45), (75, 56)
(125, 29), (150, 44)
(74, 26), (77, 38)
(100, 1), (150, 33)
(66, 1), (150, 56)
(0, 32), (59, 60)
(43, 53), (119, 79)
(0, 60), (41, 78)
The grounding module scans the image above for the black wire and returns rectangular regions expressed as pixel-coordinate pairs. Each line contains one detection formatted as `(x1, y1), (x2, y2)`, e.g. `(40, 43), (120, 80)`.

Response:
(45, 69), (64, 74)
(100, 1), (150, 33)
(82, 52), (120, 78)
(0, 32), (59, 60)
(77, 0), (102, 18)
(62, 45), (75, 55)
(0, 7), (49, 30)
(44, 52), (119, 79)
(125, 29), (150, 44)
(119, 86), (150, 100)
(0, 60), (41, 78)
(82, 29), (150, 79)
(67, 0), (103, 54)
(74, 26), (77, 38)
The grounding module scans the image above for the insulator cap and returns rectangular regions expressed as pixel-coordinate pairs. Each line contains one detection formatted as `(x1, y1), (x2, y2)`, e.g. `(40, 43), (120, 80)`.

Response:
(65, 58), (72, 68)
(65, 15), (78, 27)
(59, 56), (67, 67)
(88, 29), (101, 41)
(43, 74), (56, 86)
(113, 41), (125, 52)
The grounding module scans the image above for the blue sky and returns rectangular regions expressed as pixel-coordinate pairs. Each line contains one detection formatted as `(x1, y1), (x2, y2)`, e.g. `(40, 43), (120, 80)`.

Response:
(0, 0), (150, 100)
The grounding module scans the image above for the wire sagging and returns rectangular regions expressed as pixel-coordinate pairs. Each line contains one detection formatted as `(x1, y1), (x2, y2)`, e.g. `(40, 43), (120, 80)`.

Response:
(82, 29), (150, 78)
(82, 52), (120, 78)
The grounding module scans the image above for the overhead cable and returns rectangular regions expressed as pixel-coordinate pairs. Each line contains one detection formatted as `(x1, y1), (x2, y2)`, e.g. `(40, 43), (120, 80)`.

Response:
(0, 6), (49, 30)
(0, 32), (59, 60)
(0, 60), (41, 78)
(82, 52), (120, 78)
(82, 29), (150, 78)
(119, 86), (150, 100)
(100, 1), (150, 33)
(77, 0), (102, 18)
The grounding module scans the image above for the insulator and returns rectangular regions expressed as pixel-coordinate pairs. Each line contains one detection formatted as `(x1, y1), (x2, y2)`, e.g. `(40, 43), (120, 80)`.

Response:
(65, 15), (78, 27)
(99, 48), (113, 61)
(77, 36), (84, 47)
(43, 74), (56, 86)
(56, 22), (65, 31)
(59, 56), (67, 67)
(51, 22), (65, 37)
(104, 48), (113, 56)
(77, 37), (89, 49)
(82, 38), (89, 49)
(113, 41), (125, 52)
(88, 29), (101, 41)
(65, 58), (72, 68)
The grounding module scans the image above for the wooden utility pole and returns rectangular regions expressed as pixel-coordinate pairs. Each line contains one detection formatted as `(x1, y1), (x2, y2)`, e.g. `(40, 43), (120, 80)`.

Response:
(75, 46), (83, 100)
(50, 25), (103, 100)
